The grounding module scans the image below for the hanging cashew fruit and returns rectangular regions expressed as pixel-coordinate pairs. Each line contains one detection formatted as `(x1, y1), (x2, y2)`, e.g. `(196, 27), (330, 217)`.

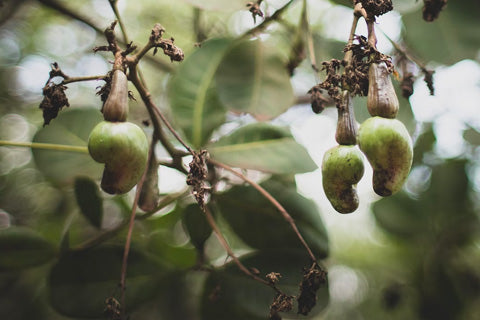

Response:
(102, 70), (129, 122)
(88, 121), (148, 194)
(358, 117), (412, 196)
(367, 62), (399, 119)
(335, 92), (358, 145)
(322, 145), (365, 213)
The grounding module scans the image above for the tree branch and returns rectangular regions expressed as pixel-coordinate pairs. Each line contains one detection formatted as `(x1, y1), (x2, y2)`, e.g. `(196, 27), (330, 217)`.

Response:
(36, 0), (174, 72)
(208, 159), (317, 263)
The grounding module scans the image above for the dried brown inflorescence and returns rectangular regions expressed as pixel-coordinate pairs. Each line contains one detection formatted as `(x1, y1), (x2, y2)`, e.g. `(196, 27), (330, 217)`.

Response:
(422, 0), (448, 22)
(297, 263), (327, 315)
(401, 72), (415, 99)
(307, 85), (329, 114)
(39, 83), (70, 126)
(186, 150), (209, 210)
(358, 0), (393, 17)
(269, 293), (293, 320)
(247, 0), (264, 23)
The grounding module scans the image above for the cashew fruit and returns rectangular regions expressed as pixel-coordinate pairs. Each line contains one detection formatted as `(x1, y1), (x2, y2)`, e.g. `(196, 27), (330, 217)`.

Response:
(335, 92), (358, 145)
(102, 70), (128, 122)
(367, 62), (399, 119)
(322, 145), (365, 213)
(358, 117), (413, 196)
(88, 121), (148, 194)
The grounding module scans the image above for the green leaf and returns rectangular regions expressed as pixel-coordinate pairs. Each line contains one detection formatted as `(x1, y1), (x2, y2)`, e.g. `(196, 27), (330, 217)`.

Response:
(182, 203), (212, 250)
(216, 179), (329, 258)
(32, 108), (103, 185)
(209, 123), (317, 174)
(49, 245), (165, 318)
(169, 38), (232, 148)
(402, 1), (480, 65)
(0, 227), (57, 271)
(201, 250), (329, 320)
(372, 192), (429, 238)
(74, 177), (103, 228)
(215, 39), (295, 120)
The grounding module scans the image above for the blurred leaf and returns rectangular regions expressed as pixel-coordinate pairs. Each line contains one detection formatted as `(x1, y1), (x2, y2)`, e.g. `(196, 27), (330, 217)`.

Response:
(182, 203), (212, 250)
(147, 232), (197, 269)
(421, 160), (473, 229)
(201, 250), (329, 320)
(0, 227), (57, 271)
(463, 127), (480, 146)
(208, 123), (317, 174)
(179, 0), (248, 11)
(215, 39), (295, 120)
(49, 245), (165, 318)
(413, 125), (436, 164)
(402, 1), (480, 65)
(372, 192), (429, 238)
(373, 160), (476, 241)
(216, 179), (329, 258)
(74, 177), (103, 229)
(312, 33), (346, 63)
(32, 108), (103, 185)
(169, 38), (232, 148)
(129, 271), (198, 320)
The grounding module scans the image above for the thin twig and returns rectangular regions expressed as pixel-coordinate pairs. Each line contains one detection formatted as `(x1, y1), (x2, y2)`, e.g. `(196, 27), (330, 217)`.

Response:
(36, 0), (173, 72)
(344, 3), (363, 66)
(119, 145), (151, 316)
(62, 75), (107, 85)
(128, 63), (190, 164)
(108, 0), (129, 43)
(0, 140), (88, 153)
(301, 0), (318, 76)
(208, 159), (317, 263)
(202, 205), (280, 292)
(241, 0), (297, 38)
(366, 18), (377, 49)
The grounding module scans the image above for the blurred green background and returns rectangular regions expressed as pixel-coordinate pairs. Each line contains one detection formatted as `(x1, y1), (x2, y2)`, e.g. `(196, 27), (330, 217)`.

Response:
(1, 0), (480, 319)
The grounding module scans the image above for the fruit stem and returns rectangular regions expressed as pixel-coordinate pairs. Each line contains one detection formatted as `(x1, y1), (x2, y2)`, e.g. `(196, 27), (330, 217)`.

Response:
(0, 140), (88, 153)
(366, 18), (377, 50)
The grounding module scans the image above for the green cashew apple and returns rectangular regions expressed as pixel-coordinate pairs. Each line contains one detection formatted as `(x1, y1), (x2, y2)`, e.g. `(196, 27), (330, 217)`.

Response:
(322, 145), (365, 213)
(367, 62), (399, 119)
(88, 121), (148, 194)
(358, 117), (413, 196)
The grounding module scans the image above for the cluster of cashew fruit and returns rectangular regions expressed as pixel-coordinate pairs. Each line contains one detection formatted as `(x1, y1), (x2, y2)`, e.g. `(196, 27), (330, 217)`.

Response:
(87, 69), (149, 194)
(322, 62), (413, 213)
